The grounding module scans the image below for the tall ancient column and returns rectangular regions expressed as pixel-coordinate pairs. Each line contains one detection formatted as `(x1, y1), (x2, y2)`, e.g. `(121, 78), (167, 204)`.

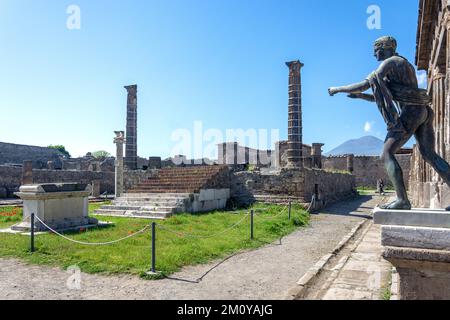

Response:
(286, 61), (304, 169)
(114, 131), (125, 198)
(124, 85), (138, 170)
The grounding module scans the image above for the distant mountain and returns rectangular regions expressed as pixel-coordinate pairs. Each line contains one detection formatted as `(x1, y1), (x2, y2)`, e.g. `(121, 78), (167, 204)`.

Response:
(325, 136), (384, 156)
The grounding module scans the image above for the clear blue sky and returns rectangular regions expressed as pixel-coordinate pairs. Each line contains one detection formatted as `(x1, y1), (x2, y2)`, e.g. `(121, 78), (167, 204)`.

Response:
(0, 0), (422, 158)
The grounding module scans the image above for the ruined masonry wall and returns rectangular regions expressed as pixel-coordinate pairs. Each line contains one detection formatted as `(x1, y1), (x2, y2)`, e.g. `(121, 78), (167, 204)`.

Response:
(230, 168), (355, 207)
(323, 154), (411, 189)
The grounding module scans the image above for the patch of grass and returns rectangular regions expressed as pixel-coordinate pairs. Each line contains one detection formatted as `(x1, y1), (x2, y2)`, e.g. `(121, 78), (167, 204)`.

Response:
(0, 206), (22, 229)
(0, 202), (309, 278)
(357, 188), (376, 195)
(323, 169), (352, 175)
(381, 286), (392, 301)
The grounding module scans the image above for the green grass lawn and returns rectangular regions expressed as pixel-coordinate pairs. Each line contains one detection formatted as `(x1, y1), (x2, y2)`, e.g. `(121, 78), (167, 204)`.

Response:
(0, 202), (309, 278)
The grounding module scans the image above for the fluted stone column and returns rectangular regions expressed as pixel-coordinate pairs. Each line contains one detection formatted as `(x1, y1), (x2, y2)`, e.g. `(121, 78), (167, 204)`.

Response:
(286, 61), (304, 169)
(114, 131), (125, 198)
(125, 85), (138, 170)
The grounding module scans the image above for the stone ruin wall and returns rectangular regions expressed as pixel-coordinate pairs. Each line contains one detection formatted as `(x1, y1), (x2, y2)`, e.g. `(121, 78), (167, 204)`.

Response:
(230, 168), (355, 208)
(0, 142), (64, 169)
(322, 154), (411, 189)
(123, 169), (158, 191)
(0, 165), (115, 198)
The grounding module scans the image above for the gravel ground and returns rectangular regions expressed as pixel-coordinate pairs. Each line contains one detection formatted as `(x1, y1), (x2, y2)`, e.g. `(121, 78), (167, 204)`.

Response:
(0, 195), (382, 300)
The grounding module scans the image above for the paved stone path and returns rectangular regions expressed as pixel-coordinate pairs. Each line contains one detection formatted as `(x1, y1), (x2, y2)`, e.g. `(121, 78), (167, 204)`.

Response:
(320, 223), (392, 300)
(0, 195), (383, 300)
(300, 196), (394, 300)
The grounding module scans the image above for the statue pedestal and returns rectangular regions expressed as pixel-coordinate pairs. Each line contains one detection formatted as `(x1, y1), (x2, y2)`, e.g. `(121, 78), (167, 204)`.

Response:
(374, 207), (450, 300)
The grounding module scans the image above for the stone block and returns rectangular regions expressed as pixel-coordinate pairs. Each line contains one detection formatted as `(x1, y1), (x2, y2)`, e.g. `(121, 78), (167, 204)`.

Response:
(382, 225), (450, 251)
(199, 189), (215, 201)
(374, 207), (450, 229)
(383, 247), (450, 300)
(214, 188), (230, 200)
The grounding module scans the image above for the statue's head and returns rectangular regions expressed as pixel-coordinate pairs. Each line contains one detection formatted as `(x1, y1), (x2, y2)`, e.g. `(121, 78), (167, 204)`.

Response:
(374, 36), (397, 61)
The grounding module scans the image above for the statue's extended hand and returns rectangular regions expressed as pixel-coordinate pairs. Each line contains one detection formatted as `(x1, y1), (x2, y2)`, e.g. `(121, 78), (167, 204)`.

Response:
(328, 87), (339, 96)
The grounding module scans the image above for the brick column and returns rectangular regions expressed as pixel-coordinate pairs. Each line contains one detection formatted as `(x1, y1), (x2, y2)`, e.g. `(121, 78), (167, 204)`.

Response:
(286, 61), (304, 169)
(114, 131), (125, 198)
(347, 154), (354, 174)
(22, 161), (33, 185)
(312, 143), (324, 169)
(124, 85), (138, 170)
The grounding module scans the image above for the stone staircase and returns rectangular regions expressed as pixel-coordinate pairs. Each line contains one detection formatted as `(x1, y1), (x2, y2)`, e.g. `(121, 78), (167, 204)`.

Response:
(128, 165), (229, 194)
(94, 193), (191, 219)
(95, 165), (230, 219)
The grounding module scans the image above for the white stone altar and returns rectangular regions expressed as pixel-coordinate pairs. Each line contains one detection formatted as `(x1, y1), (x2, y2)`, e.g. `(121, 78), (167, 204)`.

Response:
(374, 207), (450, 300)
(12, 183), (99, 232)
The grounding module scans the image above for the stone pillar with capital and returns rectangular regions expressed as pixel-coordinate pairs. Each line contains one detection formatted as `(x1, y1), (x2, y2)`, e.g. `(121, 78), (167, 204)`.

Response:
(286, 61), (304, 169)
(114, 131), (125, 198)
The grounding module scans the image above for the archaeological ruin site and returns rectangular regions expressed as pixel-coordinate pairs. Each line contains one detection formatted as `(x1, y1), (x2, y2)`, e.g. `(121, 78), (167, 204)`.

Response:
(2, 0), (450, 303)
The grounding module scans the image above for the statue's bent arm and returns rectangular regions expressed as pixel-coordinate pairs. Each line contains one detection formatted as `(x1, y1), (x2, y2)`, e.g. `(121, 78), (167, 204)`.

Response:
(349, 92), (375, 102)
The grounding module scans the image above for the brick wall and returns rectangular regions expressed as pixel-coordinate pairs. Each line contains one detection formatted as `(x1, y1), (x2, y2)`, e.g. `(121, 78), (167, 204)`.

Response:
(0, 165), (115, 198)
(230, 168), (355, 207)
(0, 142), (64, 168)
(323, 154), (411, 189)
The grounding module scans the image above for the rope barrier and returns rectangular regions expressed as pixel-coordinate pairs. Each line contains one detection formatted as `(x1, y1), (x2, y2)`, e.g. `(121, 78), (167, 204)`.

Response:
(34, 215), (150, 246)
(253, 204), (289, 221)
(157, 213), (251, 239)
(306, 195), (317, 213)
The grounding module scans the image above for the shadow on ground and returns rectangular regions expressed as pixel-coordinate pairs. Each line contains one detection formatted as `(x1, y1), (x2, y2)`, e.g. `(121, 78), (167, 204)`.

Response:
(318, 194), (388, 219)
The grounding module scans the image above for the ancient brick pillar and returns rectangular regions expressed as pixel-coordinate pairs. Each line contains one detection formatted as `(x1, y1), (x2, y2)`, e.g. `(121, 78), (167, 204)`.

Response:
(22, 161), (33, 185)
(92, 180), (101, 198)
(347, 154), (354, 173)
(114, 131), (125, 198)
(312, 143), (324, 169)
(124, 85), (138, 170)
(286, 61), (304, 169)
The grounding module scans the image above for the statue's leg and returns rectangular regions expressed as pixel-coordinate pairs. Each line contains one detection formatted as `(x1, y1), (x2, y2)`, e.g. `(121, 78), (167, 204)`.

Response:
(380, 134), (413, 210)
(415, 112), (450, 211)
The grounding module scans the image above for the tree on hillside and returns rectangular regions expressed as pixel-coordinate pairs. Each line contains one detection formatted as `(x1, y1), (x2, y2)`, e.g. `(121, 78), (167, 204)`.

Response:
(91, 150), (112, 158)
(47, 145), (71, 158)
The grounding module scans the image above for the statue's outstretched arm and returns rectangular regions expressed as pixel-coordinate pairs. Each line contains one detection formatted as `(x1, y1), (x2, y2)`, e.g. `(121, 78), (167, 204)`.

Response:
(328, 80), (371, 96)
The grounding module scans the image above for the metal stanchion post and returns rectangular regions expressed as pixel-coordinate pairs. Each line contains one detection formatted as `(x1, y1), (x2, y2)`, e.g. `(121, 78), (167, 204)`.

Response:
(289, 201), (292, 220)
(147, 222), (160, 276)
(251, 210), (254, 240)
(30, 213), (35, 253)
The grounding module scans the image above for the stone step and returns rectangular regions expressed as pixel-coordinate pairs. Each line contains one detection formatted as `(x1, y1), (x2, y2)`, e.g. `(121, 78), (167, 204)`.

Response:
(129, 189), (200, 194)
(113, 201), (182, 207)
(121, 193), (191, 198)
(253, 194), (304, 205)
(101, 205), (178, 213)
(94, 209), (171, 220)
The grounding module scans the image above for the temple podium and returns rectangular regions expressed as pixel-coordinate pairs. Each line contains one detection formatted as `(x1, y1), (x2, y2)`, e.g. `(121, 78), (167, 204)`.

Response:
(374, 207), (450, 300)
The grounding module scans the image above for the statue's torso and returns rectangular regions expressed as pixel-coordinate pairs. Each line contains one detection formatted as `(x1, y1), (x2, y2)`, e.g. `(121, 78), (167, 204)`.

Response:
(369, 56), (419, 89)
